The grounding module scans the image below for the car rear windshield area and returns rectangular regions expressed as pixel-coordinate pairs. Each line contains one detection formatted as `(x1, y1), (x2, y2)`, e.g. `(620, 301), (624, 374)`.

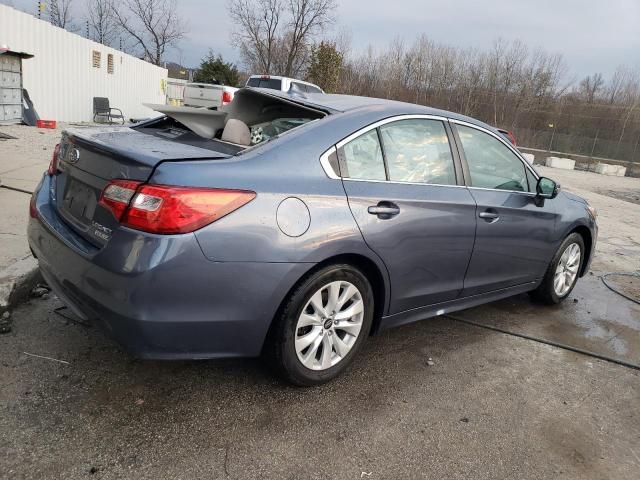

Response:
(136, 88), (326, 153)
(223, 88), (326, 148)
(246, 77), (283, 90)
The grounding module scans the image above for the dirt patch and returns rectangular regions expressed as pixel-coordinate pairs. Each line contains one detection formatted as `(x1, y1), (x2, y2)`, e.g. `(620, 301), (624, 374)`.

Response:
(596, 189), (640, 206)
(602, 273), (640, 303)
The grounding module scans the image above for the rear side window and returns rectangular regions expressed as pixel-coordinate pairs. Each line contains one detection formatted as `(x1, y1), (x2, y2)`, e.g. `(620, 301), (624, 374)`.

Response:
(379, 119), (456, 185)
(457, 125), (528, 192)
(306, 85), (322, 94)
(338, 130), (386, 180)
(246, 77), (282, 90)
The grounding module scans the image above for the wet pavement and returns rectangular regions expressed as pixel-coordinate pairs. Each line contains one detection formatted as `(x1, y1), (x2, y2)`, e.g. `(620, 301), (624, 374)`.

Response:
(457, 275), (640, 367)
(1, 285), (639, 480)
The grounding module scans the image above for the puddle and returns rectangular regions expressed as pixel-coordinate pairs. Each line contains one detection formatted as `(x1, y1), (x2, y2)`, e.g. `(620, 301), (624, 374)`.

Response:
(457, 275), (640, 365)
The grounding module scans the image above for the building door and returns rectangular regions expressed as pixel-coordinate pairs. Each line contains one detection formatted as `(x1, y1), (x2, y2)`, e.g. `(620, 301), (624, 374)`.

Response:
(0, 53), (23, 124)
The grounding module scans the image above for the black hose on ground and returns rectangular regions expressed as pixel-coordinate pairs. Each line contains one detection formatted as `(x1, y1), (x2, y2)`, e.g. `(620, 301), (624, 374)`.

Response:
(0, 184), (33, 195)
(601, 272), (640, 305)
(445, 314), (640, 371)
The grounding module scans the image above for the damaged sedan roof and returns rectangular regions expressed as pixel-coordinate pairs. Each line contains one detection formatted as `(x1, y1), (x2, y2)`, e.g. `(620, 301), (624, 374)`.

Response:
(248, 87), (496, 131)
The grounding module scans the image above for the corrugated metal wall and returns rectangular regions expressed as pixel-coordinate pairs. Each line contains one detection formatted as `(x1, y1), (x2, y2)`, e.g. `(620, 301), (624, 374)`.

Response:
(0, 5), (168, 122)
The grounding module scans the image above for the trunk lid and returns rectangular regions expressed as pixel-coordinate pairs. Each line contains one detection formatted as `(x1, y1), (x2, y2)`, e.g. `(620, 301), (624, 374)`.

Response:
(53, 126), (229, 247)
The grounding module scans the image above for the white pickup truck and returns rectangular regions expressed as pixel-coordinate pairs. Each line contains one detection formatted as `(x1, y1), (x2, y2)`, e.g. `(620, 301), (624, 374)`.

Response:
(183, 83), (239, 109)
(245, 75), (324, 94)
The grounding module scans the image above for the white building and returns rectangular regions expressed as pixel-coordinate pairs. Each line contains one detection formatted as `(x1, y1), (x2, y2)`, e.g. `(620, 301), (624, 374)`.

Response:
(0, 4), (168, 122)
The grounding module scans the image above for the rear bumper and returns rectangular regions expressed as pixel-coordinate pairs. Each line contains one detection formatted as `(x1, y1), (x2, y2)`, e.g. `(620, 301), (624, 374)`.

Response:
(28, 175), (312, 359)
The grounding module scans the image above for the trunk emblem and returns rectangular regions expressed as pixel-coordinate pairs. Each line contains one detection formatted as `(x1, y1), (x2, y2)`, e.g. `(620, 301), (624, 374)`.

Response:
(68, 148), (80, 164)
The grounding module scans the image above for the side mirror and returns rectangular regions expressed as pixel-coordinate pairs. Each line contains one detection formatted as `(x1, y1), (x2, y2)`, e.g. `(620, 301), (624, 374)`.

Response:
(536, 177), (560, 199)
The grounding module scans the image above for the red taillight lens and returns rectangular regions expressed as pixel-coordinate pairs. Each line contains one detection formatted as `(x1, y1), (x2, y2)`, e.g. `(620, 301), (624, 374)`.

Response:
(29, 193), (38, 218)
(48, 143), (61, 175)
(222, 90), (233, 105)
(98, 180), (142, 220)
(123, 185), (256, 234)
(99, 181), (256, 234)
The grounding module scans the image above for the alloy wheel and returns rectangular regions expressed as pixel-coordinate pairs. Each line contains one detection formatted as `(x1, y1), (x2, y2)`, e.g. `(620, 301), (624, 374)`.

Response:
(553, 242), (581, 297)
(294, 281), (364, 371)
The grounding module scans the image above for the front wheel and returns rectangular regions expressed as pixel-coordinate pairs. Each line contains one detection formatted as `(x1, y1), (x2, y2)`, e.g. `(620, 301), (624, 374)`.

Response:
(531, 233), (585, 304)
(267, 264), (374, 386)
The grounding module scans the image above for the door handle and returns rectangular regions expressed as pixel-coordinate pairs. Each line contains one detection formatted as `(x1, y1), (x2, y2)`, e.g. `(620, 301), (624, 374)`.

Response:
(479, 210), (499, 221)
(368, 202), (400, 218)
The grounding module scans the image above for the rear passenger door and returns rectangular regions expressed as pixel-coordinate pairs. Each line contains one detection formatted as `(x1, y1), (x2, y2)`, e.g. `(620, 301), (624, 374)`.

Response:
(451, 121), (559, 296)
(335, 116), (477, 314)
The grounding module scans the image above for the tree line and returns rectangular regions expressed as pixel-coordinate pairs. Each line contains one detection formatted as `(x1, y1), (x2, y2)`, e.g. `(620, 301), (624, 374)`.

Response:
(338, 37), (640, 161)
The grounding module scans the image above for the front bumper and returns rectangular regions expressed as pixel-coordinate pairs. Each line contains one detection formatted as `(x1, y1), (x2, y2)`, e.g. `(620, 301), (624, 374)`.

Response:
(28, 174), (312, 359)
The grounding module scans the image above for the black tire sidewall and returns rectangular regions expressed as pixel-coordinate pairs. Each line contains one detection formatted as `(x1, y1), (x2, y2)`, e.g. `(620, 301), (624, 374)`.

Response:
(275, 264), (374, 386)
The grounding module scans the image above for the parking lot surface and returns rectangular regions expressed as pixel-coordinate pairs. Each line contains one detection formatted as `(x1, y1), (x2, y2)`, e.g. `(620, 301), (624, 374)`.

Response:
(1, 294), (639, 480)
(1, 128), (639, 479)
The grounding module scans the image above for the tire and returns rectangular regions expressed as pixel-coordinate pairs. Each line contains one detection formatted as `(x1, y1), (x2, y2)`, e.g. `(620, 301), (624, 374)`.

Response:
(530, 233), (585, 305)
(266, 264), (375, 386)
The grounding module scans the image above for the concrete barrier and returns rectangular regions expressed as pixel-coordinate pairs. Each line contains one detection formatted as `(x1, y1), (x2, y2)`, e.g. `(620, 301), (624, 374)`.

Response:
(545, 157), (576, 170)
(521, 153), (535, 165)
(594, 163), (627, 177)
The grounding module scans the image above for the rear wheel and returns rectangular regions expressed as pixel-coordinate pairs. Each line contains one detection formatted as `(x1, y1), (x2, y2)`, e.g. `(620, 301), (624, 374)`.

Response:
(531, 233), (584, 304)
(267, 264), (374, 386)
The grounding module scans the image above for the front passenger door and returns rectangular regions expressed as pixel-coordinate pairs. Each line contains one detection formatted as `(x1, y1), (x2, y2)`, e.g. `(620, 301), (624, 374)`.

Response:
(453, 122), (559, 296)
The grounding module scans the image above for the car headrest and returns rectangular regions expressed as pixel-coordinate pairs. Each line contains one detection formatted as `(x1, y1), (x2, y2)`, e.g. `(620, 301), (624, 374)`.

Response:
(221, 118), (251, 146)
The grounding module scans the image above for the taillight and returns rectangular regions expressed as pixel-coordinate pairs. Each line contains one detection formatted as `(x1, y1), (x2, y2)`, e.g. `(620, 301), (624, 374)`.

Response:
(99, 181), (256, 234)
(222, 90), (233, 105)
(29, 193), (38, 218)
(98, 180), (142, 220)
(48, 143), (61, 175)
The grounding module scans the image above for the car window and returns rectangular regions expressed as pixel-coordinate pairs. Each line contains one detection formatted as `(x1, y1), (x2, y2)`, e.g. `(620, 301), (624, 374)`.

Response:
(457, 125), (527, 192)
(525, 167), (538, 193)
(379, 119), (456, 185)
(291, 82), (308, 92)
(306, 85), (322, 94)
(338, 129), (386, 181)
(249, 118), (314, 145)
(246, 77), (282, 90)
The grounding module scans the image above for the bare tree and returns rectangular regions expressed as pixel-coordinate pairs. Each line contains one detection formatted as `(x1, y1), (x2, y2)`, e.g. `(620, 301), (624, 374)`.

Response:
(228, 0), (336, 76)
(283, 0), (336, 75)
(85, 0), (118, 46)
(579, 73), (604, 103)
(112, 0), (187, 65)
(49, 0), (77, 30)
(229, 0), (282, 74)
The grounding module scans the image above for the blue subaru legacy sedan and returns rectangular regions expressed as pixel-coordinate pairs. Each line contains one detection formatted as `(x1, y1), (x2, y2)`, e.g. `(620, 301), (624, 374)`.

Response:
(28, 88), (597, 385)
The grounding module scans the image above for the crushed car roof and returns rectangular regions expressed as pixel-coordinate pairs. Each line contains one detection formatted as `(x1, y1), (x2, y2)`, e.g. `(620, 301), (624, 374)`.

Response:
(248, 87), (494, 130)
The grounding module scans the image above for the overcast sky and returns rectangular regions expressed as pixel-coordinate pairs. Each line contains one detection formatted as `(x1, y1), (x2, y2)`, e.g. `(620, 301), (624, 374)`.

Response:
(4, 0), (640, 79)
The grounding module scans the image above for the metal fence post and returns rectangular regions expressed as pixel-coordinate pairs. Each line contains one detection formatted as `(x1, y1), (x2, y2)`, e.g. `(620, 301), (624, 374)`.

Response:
(589, 130), (599, 171)
(548, 126), (555, 153)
